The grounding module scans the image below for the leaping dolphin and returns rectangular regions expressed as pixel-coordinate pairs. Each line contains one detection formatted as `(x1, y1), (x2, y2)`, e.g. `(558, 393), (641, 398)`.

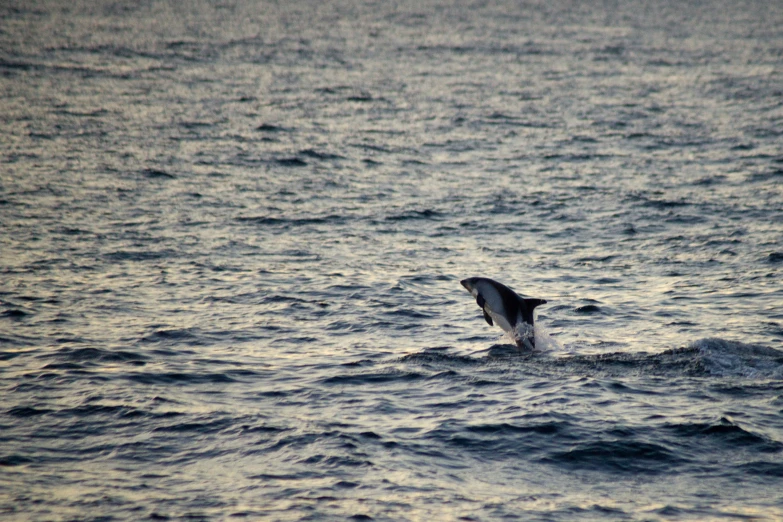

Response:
(460, 277), (547, 350)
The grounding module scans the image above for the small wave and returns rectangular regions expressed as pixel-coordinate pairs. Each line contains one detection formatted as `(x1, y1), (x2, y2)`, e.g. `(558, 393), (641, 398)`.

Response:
(322, 370), (425, 386)
(573, 304), (601, 314)
(626, 192), (691, 209)
(6, 406), (53, 417)
(690, 338), (783, 378)
(275, 157), (308, 167)
(543, 440), (686, 474)
(299, 454), (373, 468)
(400, 350), (483, 366)
(42, 346), (147, 364)
(738, 461), (783, 477)
(384, 209), (444, 222)
(126, 371), (236, 385)
(236, 215), (345, 227)
(766, 252), (783, 263)
(0, 58), (36, 71)
(141, 168), (176, 179)
(152, 417), (233, 434)
(1, 309), (31, 319)
(55, 404), (146, 420)
(299, 149), (345, 161)
(532, 339), (783, 379)
(664, 418), (781, 450)
(141, 328), (202, 344)
(255, 123), (287, 132)
(346, 94), (376, 102)
(746, 168), (783, 183)
(381, 309), (434, 319)
(103, 249), (176, 262)
(0, 455), (33, 467)
(465, 422), (563, 436)
(179, 121), (215, 130)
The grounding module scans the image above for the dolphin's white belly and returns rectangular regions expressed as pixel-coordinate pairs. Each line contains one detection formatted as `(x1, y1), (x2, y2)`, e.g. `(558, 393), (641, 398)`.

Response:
(487, 307), (514, 334)
(474, 281), (516, 334)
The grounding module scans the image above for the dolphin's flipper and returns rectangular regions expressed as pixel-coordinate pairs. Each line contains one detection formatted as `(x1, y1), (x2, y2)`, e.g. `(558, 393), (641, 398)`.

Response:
(483, 309), (493, 326)
(476, 295), (486, 309)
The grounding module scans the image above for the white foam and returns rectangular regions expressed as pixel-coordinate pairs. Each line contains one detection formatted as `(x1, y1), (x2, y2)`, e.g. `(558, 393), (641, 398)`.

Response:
(533, 324), (563, 353)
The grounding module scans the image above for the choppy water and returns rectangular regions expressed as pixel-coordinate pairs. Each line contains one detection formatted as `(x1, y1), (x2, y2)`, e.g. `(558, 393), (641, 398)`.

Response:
(2, 0), (783, 520)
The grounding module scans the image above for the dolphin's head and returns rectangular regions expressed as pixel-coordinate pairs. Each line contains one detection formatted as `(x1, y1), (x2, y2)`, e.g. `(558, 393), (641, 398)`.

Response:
(460, 277), (481, 297)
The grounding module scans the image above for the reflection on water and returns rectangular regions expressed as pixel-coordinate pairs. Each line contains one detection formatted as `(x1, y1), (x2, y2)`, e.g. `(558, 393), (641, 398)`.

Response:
(1, 0), (782, 519)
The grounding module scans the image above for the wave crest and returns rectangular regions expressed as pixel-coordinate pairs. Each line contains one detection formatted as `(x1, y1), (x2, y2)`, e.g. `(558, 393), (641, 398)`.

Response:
(689, 338), (783, 378)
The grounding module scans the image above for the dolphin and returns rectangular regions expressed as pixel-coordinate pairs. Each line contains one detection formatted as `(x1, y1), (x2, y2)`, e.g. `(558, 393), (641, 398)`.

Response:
(460, 277), (547, 350)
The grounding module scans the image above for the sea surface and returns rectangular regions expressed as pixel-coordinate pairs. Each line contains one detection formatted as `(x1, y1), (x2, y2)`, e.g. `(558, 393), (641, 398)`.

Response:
(2, 0), (783, 520)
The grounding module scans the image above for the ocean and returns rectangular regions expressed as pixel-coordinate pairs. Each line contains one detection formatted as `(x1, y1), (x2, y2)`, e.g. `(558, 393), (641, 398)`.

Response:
(1, 0), (782, 519)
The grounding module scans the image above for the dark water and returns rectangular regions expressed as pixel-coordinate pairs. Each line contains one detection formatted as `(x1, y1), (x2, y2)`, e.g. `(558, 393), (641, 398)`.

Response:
(2, 0), (783, 519)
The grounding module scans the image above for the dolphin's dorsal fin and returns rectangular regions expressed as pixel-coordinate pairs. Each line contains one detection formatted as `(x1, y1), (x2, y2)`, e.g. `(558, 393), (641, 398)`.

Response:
(523, 298), (547, 309)
(483, 309), (493, 326)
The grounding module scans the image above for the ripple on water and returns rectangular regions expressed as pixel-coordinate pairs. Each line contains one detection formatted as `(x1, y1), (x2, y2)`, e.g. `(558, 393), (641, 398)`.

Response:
(1, 0), (782, 520)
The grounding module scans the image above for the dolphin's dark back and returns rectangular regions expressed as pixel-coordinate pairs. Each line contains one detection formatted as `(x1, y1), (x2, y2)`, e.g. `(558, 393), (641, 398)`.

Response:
(489, 280), (525, 326)
(488, 279), (546, 328)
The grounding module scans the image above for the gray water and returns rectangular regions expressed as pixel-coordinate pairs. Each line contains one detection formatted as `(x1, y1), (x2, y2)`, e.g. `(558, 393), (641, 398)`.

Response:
(2, 0), (783, 520)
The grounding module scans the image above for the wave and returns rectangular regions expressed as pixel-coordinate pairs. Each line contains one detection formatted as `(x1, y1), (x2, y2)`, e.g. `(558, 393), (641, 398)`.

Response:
(403, 338), (783, 379)
(235, 214), (348, 229)
(542, 440), (687, 474)
(691, 338), (783, 378)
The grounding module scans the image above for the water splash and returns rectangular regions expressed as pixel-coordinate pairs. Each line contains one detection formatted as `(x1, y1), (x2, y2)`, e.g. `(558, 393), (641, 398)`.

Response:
(499, 323), (562, 353)
(534, 324), (563, 353)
